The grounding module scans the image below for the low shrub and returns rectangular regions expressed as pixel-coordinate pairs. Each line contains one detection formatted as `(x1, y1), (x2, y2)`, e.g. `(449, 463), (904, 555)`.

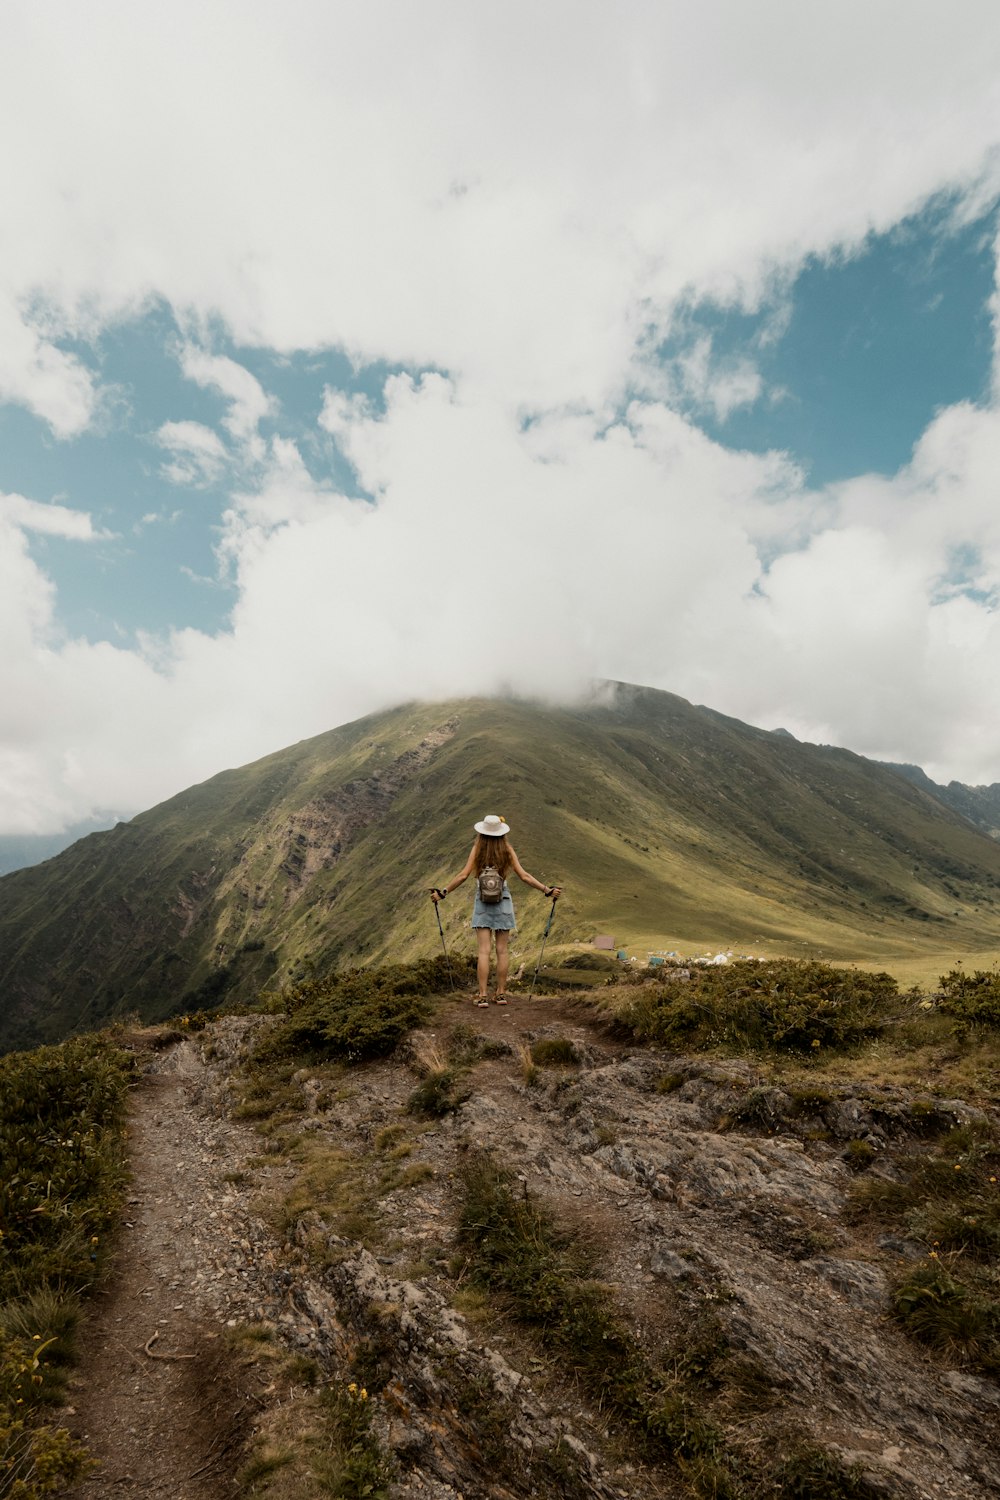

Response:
(843, 1139), (878, 1172)
(788, 1087), (834, 1113)
(316, 1381), (393, 1499)
(769, 1444), (881, 1499)
(729, 1087), (788, 1130)
(406, 1068), (471, 1118)
(445, 1025), (512, 1064)
(257, 958), (453, 1064)
(938, 968), (1000, 1031)
(0, 1035), (132, 1497)
(615, 960), (897, 1055)
(0, 1412), (93, 1495)
(529, 1037), (579, 1067)
(0, 1037), (131, 1304)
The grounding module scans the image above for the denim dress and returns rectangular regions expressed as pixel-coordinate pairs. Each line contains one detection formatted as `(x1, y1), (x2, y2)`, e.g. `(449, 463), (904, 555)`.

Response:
(471, 880), (516, 930)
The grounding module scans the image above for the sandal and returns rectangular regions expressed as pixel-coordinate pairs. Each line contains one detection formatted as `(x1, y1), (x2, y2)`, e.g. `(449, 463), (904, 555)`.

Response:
(476, 996), (490, 1008)
(494, 994), (508, 1005)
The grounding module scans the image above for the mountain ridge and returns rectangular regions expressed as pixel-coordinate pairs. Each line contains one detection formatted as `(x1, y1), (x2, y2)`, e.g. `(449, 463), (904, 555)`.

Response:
(884, 760), (1000, 839)
(3, 681), (1000, 1052)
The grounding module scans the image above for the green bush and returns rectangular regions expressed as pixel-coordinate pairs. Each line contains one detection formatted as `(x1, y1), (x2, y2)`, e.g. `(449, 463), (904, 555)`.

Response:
(938, 968), (1000, 1031)
(616, 960), (897, 1054)
(0, 1036), (131, 1497)
(258, 958), (453, 1064)
(0, 1038), (131, 1303)
(0, 1413), (93, 1495)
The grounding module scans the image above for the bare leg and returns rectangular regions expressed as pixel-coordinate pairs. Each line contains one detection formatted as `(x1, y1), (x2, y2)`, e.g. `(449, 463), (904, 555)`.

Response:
(495, 931), (510, 997)
(475, 928), (492, 999)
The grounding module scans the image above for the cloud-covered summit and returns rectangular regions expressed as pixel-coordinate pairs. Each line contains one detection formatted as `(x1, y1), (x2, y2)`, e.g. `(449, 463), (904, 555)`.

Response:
(2, 1), (1000, 832)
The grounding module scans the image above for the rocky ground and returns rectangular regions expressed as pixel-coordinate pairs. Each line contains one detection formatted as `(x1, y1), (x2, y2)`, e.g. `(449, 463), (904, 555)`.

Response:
(59, 992), (1000, 1499)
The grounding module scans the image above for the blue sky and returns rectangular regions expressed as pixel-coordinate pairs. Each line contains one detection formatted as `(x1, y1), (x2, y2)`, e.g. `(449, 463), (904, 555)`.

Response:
(5, 199), (994, 651)
(0, 309), (389, 641)
(666, 200), (997, 486)
(4, 2), (1000, 835)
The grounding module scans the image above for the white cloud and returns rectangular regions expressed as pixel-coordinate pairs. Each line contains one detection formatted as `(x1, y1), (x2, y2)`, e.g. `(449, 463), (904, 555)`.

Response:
(654, 335), (766, 420)
(156, 420), (229, 487)
(4, 4), (1000, 829)
(0, 295), (95, 438)
(5, 368), (1000, 831)
(1, 3), (999, 417)
(0, 492), (98, 541)
(178, 347), (274, 456)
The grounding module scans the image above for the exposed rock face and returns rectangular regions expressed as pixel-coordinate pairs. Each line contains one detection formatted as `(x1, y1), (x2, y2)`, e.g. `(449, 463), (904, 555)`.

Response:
(79, 1007), (1000, 1500)
(271, 724), (461, 902)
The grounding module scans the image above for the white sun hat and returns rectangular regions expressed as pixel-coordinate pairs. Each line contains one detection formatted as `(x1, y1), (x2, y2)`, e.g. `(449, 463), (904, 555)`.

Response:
(474, 814), (510, 837)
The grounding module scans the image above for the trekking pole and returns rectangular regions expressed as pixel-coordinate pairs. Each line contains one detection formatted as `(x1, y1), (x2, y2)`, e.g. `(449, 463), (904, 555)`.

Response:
(431, 891), (456, 991)
(529, 894), (559, 1000)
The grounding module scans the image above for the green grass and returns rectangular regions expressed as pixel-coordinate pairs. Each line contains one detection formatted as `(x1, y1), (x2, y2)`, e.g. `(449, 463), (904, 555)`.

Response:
(891, 1261), (1000, 1372)
(0, 1035), (133, 1496)
(850, 1122), (1000, 1371)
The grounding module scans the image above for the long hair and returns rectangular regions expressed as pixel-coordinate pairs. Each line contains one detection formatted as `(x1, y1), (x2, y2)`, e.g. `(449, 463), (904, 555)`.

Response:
(473, 833), (512, 880)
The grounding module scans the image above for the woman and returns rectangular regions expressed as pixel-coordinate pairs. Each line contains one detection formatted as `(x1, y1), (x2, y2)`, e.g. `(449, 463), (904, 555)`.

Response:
(431, 814), (562, 1005)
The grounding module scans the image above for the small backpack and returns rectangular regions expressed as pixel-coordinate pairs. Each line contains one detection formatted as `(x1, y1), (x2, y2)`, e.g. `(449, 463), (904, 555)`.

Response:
(477, 865), (504, 904)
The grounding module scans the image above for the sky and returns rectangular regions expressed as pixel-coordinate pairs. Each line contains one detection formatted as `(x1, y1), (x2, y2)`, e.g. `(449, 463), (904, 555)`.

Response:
(4, 1), (1000, 837)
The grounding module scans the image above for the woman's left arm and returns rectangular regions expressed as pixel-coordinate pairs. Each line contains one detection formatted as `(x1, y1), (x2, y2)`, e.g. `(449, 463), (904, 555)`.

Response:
(509, 847), (562, 899)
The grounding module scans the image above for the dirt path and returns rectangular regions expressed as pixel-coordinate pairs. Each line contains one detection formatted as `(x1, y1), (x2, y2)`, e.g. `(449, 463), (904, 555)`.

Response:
(60, 1040), (284, 1499)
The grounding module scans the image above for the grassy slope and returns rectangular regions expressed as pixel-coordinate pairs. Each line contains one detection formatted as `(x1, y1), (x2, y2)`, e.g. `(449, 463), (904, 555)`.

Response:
(2, 682), (1000, 1049)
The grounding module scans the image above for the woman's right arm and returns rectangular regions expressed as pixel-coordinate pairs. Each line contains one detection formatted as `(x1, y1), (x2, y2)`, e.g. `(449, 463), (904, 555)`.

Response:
(430, 846), (476, 902)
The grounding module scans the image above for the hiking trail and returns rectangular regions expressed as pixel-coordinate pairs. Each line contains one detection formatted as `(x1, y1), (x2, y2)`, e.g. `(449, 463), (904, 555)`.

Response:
(58, 992), (1000, 1499)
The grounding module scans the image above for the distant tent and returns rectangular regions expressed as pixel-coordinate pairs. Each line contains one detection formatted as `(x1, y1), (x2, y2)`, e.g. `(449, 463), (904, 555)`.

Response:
(592, 934), (615, 950)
